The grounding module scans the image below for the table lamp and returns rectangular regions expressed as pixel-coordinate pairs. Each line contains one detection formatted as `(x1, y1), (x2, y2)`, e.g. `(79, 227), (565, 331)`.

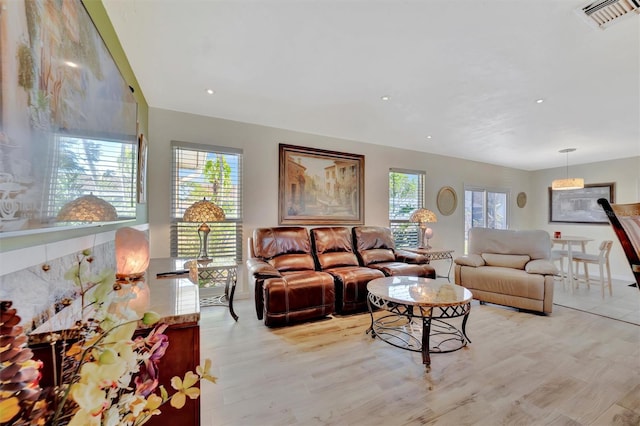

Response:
(114, 227), (151, 317)
(183, 197), (225, 260)
(56, 193), (117, 222)
(409, 208), (437, 249)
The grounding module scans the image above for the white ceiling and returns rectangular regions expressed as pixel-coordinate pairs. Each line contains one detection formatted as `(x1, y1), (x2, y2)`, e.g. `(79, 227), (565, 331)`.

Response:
(102, 0), (640, 171)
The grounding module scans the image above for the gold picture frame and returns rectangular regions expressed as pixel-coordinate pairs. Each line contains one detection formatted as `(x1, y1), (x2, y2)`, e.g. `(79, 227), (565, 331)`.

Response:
(516, 192), (527, 208)
(437, 186), (458, 216)
(279, 144), (364, 225)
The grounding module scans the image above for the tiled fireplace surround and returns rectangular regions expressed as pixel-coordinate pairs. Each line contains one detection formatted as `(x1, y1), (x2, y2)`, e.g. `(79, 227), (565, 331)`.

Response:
(0, 226), (146, 332)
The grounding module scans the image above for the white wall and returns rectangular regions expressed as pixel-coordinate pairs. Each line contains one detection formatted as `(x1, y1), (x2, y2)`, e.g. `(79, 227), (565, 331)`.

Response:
(531, 156), (640, 282)
(149, 108), (534, 296)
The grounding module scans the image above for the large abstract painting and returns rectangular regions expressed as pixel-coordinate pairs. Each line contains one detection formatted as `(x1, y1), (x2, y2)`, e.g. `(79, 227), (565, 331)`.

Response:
(279, 144), (364, 225)
(0, 0), (138, 235)
(549, 183), (615, 224)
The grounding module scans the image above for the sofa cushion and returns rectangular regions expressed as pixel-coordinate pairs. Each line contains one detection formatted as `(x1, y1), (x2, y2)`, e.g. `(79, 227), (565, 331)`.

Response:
(468, 228), (551, 260)
(311, 227), (360, 269)
(253, 227), (311, 259)
(459, 266), (545, 300)
(454, 254), (485, 268)
(269, 253), (315, 272)
(525, 259), (559, 275)
(360, 248), (396, 265)
(481, 253), (530, 269)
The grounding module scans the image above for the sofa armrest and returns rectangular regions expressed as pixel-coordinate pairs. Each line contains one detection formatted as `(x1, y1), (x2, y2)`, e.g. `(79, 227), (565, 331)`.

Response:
(246, 258), (282, 279)
(454, 254), (485, 267)
(524, 259), (559, 276)
(394, 249), (429, 264)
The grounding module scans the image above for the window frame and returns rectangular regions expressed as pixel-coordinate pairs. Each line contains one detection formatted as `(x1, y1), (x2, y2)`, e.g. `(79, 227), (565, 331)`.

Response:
(170, 141), (243, 262)
(388, 168), (426, 248)
(463, 185), (510, 252)
(46, 133), (137, 221)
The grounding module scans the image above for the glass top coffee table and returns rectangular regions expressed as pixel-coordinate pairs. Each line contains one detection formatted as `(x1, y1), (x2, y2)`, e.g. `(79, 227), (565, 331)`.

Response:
(366, 276), (473, 368)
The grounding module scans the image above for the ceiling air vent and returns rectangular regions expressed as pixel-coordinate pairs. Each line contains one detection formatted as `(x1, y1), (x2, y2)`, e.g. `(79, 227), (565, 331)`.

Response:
(578, 0), (640, 29)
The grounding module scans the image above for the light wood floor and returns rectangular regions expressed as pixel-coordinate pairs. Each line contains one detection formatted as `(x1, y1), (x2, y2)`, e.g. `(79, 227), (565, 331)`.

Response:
(552, 277), (640, 325)
(199, 297), (640, 426)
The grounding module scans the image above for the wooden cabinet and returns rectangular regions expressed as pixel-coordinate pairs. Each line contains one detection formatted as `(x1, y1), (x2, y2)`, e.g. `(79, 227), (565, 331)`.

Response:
(146, 321), (200, 426)
(28, 258), (201, 425)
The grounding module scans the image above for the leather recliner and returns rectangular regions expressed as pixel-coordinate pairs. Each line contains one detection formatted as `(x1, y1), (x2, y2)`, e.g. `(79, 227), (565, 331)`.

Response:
(352, 226), (436, 278)
(310, 227), (385, 314)
(246, 227), (335, 327)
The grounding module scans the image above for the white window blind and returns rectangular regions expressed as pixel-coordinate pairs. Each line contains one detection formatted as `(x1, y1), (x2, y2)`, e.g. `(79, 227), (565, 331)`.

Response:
(171, 142), (243, 261)
(46, 134), (137, 219)
(389, 169), (425, 247)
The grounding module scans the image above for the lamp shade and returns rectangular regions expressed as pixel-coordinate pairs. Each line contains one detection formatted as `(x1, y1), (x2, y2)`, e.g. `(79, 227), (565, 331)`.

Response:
(409, 208), (437, 224)
(552, 178), (585, 191)
(115, 227), (149, 279)
(56, 194), (117, 222)
(183, 198), (225, 223)
(552, 148), (584, 191)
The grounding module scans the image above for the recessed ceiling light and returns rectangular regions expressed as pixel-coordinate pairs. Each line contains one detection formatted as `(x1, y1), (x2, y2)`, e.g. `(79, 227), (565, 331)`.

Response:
(381, 95), (390, 101)
(536, 98), (544, 104)
(65, 61), (78, 68)
(206, 89), (215, 95)
(426, 135), (432, 140)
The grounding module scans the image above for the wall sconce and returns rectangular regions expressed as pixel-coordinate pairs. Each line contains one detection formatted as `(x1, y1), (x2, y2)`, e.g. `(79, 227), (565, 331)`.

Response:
(56, 193), (117, 222)
(114, 227), (150, 316)
(183, 197), (225, 260)
(409, 208), (438, 249)
(551, 148), (584, 190)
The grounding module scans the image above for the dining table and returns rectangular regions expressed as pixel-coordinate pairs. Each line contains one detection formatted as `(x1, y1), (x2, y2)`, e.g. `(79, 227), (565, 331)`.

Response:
(552, 235), (594, 290)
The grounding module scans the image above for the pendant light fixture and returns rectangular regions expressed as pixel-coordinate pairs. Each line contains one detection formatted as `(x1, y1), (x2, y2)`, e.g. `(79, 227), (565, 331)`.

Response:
(551, 148), (584, 191)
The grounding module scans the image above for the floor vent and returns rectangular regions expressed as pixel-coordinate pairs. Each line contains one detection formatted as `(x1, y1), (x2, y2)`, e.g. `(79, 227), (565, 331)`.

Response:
(578, 0), (640, 29)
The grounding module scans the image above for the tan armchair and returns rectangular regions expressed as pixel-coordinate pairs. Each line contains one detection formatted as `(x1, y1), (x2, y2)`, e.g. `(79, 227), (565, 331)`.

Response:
(454, 228), (558, 314)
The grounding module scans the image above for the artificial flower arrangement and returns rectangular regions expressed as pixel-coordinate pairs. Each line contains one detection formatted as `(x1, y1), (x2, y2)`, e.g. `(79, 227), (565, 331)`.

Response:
(0, 250), (215, 425)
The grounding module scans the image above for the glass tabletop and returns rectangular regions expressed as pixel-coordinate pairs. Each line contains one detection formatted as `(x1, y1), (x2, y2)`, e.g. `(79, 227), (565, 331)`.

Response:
(367, 276), (472, 307)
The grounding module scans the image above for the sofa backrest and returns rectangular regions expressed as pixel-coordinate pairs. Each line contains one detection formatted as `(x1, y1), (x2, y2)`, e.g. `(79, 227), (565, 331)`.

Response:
(352, 226), (397, 266)
(310, 227), (360, 269)
(252, 227), (316, 272)
(468, 227), (551, 260)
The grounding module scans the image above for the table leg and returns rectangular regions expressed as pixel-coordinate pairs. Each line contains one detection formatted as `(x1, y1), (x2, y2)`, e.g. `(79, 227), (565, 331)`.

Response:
(567, 243), (575, 293)
(366, 295), (376, 338)
(461, 312), (471, 344)
(422, 315), (432, 366)
(228, 278), (238, 321)
(444, 255), (453, 282)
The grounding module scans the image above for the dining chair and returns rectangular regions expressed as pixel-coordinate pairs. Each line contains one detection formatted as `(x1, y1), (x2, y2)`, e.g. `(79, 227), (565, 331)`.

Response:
(550, 243), (569, 288)
(598, 198), (640, 288)
(571, 240), (613, 298)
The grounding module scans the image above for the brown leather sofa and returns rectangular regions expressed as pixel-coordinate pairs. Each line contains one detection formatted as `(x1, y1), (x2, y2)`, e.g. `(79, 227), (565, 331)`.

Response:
(352, 226), (436, 277)
(246, 227), (335, 327)
(310, 227), (386, 314)
(247, 225), (437, 326)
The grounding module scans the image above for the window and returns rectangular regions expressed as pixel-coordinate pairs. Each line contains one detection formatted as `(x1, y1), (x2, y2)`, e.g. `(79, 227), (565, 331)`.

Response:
(46, 134), (137, 220)
(171, 142), (243, 261)
(464, 186), (509, 251)
(389, 169), (425, 247)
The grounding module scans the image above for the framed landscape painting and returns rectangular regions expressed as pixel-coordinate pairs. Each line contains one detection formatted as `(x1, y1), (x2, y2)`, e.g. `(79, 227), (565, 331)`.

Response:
(549, 182), (615, 224)
(279, 144), (364, 225)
